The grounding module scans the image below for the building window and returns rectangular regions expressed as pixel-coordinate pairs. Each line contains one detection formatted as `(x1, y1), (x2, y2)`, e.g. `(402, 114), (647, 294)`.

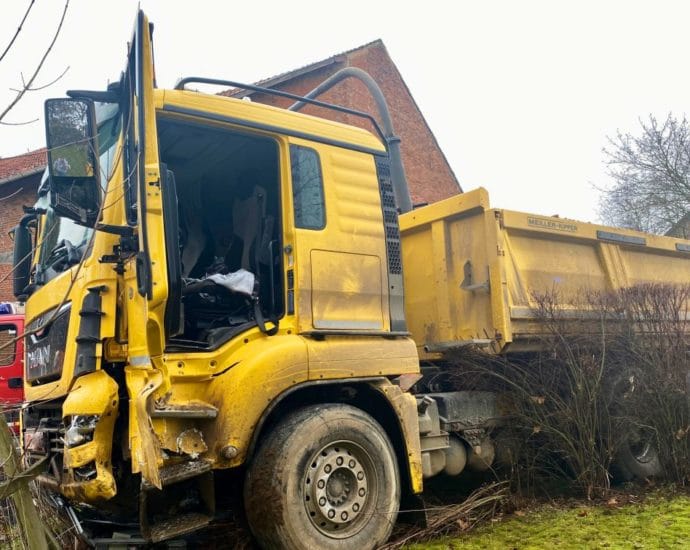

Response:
(290, 145), (325, 230)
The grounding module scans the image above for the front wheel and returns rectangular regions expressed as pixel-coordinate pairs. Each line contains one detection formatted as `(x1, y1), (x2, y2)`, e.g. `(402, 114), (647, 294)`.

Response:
(244, 404), (400, 550)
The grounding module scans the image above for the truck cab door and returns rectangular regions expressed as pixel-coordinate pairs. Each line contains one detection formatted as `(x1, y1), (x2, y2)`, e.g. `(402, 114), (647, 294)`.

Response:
(121, 10), (176, 487)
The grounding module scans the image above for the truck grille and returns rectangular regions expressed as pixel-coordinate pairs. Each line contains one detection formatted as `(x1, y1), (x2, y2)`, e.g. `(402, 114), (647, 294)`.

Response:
(25, 303), (71, 384)
(23, 403), (64, 480)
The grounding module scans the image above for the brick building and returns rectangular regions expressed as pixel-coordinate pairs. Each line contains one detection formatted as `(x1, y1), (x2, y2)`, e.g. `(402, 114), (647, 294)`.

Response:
(0, 149), (46, 301)
(0, 40), (460, 301)
(223, 39), (461, 205)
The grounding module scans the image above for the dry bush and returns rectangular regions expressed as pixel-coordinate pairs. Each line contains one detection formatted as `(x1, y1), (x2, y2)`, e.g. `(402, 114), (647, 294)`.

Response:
(604, 284), (690, 484)
(0, 424), (79, 549)
(383, 481), (509, 549)
(0, 489), (78, 549)
(0, 495), (22, 549)
(446, 284), (690, 498)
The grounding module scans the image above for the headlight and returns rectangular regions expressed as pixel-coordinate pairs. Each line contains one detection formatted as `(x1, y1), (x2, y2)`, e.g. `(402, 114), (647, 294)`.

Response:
(64, 414), (99, 448)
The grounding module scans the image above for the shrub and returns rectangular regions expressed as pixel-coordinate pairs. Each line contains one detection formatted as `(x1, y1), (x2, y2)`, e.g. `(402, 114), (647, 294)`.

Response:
(447, 284), (690, 497)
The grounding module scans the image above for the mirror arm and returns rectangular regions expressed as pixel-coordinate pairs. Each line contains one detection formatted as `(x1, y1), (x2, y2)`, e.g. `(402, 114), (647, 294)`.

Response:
(18, 212), (37, 229)
(22, 205), (47, 216)
(95, 223), (135, 237)
(96, 224), (138, 268)
(67, 89), (120, 103)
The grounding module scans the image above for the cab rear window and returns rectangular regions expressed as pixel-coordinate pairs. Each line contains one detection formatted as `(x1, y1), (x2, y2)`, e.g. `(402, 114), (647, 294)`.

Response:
(290, 145), (325, 230)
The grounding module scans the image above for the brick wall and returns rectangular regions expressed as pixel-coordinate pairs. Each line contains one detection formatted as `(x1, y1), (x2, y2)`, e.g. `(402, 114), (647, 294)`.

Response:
(227, 41), (461, 205)
(0, 174), (41, 302)
(0, 149), (46, 303)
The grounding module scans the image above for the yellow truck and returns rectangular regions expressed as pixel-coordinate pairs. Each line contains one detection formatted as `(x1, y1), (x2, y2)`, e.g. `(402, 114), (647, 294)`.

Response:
(12, 10), (690, 549)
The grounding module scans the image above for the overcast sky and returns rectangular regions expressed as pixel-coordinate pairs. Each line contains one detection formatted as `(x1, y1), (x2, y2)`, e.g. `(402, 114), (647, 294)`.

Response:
(1, 0), (689, 223)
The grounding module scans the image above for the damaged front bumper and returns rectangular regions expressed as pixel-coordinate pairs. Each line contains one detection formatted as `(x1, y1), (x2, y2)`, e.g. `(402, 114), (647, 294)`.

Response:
(59, 370), (119, 502)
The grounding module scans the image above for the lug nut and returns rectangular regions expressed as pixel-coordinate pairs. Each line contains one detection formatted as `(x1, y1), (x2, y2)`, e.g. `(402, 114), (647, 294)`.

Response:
(220, 445), (238, 459)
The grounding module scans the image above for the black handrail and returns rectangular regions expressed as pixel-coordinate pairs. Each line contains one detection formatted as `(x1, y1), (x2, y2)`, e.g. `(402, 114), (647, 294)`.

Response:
(174, 76), (387, 146)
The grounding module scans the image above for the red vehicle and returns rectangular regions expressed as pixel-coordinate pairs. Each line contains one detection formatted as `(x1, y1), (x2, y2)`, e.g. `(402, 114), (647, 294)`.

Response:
(0, 305), (24, 434)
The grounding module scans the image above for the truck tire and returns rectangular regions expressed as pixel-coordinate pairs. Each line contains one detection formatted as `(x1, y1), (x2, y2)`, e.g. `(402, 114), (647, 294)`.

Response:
(614, 428), (663, 481)
(609, 375), (664, 482)
(244, 403), (400, 550)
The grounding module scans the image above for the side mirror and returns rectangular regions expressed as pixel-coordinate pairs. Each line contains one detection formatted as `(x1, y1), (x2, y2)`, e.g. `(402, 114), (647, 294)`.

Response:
(11, 215), (34, 300)
(45, 98), (101, 226)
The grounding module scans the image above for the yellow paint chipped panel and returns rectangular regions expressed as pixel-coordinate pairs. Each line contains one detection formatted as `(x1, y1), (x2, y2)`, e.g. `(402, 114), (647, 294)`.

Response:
(166, 334), (309, 467)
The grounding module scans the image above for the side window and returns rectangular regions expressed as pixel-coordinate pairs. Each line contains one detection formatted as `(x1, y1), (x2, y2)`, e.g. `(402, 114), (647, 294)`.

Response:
(0, 325), (17, 367)
(290, 145), (325, 230)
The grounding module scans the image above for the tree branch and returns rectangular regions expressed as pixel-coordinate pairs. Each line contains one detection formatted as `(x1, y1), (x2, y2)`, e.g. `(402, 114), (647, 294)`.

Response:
(0, 0), (70, 123)
(0, 0), (36, 64)
(600, 113), (690, 234)
(0, 117), (39, 126)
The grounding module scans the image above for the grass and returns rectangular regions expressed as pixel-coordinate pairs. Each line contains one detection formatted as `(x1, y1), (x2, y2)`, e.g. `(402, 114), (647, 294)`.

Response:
(411, 491), (690, 550)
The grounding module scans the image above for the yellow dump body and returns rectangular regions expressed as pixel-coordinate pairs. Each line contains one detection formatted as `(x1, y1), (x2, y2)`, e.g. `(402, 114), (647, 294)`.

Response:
(400, 188), (690, 356)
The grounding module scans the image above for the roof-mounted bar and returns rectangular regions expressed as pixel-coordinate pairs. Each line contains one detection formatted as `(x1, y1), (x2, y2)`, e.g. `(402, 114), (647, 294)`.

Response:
(174, 77), (386, 145)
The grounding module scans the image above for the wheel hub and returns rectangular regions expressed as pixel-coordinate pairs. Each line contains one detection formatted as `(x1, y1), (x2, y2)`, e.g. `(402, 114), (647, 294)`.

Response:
(303, 442), (372, 537)
(629, 429), (655, 463)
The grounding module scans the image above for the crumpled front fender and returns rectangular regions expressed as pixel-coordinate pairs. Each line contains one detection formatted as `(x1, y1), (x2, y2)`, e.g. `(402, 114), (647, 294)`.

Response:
(61, 370), (119, 502)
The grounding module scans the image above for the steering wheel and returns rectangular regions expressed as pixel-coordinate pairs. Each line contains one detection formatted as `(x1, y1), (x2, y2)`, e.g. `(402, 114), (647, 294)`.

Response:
(46, 239), (80, 271)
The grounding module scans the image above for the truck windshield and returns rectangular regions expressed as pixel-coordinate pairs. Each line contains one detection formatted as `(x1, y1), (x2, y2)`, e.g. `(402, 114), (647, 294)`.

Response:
(36, 100), (122, 282)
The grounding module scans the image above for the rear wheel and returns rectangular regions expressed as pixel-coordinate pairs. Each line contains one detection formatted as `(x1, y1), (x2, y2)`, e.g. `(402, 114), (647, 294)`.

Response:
(244, 404), (400, 550)
(614, 426), (663, 481)
(609, 374), (664, 482)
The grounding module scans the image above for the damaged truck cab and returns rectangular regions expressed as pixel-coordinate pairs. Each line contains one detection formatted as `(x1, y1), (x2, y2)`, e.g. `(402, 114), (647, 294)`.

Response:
(17, 10), (428, 547)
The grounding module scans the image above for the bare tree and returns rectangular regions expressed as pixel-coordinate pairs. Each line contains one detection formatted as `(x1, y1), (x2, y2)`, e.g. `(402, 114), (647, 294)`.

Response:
(0, 0), (70, 125)
(0, 2), (71, 548)
(599, 113), (690, 235)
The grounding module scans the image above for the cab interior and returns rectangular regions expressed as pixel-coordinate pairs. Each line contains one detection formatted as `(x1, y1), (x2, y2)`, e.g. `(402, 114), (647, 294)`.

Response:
(156, 116), (283, 350)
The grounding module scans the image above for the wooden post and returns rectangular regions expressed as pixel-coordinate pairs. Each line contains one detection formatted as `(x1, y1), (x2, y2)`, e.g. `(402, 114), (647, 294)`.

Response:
(0, 416), (48, 550)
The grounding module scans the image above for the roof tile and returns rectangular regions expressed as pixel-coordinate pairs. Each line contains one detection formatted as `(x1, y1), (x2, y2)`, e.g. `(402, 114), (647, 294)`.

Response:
(0, 148), (46, 182)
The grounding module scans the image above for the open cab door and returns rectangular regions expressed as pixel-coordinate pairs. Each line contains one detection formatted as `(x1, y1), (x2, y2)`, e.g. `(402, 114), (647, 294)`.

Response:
(123, 15), (214, 538)
(122, 10), (172, 489)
